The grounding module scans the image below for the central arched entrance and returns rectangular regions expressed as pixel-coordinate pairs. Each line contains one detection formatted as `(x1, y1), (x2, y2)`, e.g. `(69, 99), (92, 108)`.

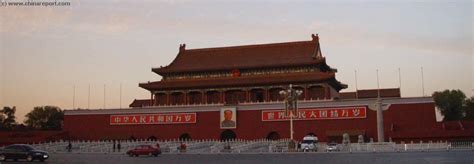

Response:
(148, 136), (157, 141)
(266, 131), (280, 140)
(220, 130), (237, 141)
(179, 133), (192, 141)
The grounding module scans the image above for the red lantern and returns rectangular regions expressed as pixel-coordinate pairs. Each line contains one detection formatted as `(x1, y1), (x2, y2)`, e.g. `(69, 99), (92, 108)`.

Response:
(231, 69), (241, 77)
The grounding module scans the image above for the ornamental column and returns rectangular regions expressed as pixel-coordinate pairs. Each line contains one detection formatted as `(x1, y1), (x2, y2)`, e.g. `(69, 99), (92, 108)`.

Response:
(369, 98), (390, 142)
(376, 99), (384, 142)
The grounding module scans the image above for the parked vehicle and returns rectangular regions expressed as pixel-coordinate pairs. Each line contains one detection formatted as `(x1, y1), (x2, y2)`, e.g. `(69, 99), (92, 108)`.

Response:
(127, 145), (161, 157)
(301, 135), (319, 152)
(326, 142), (340, 152)
(0, 144), (49, 162)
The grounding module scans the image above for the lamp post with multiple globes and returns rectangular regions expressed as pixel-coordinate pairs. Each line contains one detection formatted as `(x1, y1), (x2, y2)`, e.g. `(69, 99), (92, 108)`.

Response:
(279, 84), (303, 141)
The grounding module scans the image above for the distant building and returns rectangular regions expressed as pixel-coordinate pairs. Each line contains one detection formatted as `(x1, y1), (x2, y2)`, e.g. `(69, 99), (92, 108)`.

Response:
(64, 34), (474, 142)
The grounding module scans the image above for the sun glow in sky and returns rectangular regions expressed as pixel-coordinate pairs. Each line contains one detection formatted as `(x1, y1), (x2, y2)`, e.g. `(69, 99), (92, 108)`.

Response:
(0, 0), (473, 122)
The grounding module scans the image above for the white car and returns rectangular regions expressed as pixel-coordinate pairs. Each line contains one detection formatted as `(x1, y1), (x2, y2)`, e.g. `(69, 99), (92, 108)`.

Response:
(326, 142), (340, 152)
(300, 135), (318, 152)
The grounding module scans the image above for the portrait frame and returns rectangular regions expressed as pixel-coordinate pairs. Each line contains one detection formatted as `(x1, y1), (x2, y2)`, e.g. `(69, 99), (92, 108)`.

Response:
(220, 107), (237, 129)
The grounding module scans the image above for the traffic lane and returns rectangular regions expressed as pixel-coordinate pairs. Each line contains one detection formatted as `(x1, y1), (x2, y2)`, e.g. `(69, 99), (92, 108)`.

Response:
(2, 151), (471, 164)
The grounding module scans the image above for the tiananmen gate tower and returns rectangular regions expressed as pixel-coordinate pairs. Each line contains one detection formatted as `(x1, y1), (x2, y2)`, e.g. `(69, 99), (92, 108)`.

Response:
(63, 34), (474, 143)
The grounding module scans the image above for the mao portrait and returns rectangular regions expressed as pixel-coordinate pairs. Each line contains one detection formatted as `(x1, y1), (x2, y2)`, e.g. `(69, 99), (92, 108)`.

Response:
(220, 108), (236, 129)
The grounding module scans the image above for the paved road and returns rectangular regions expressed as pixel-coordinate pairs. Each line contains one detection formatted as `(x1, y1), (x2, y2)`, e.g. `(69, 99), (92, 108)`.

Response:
(1, 151), (473, 164)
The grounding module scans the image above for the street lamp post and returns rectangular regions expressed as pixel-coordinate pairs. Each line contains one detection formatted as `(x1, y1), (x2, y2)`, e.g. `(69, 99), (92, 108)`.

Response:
(279, 84), (303, 140)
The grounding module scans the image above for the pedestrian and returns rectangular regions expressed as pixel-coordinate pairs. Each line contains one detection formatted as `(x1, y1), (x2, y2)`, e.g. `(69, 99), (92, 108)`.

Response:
(298, 142), (301, 152)
(224, 142), (231, 150)
(113, 140), (116, 152)
(117, 141), (121, 152)
(180, 142), (186, 153)
(67, 141), (72, 152)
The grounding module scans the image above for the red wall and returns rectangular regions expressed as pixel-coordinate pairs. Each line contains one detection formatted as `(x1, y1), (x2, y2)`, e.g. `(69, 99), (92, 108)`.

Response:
(384, 103), (438, 131)
(64, 102), (460, 142)
(0, 131), (68, 146)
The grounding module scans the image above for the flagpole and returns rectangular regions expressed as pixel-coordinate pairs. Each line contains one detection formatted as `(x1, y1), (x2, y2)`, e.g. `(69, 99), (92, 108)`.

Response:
(376, 69), (380, 98)
(421, 67), (425, 97)
(398, 68), (401, 89)
(88, 84), (91, 109)
(103, 84), (106, 109)
(355, 70), (358, 99)
(73, 85), (76, 109)
(120, 83), (122, 109)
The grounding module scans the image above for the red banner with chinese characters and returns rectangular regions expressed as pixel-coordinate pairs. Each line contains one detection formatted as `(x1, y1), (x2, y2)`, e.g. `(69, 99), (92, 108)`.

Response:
(110, 113), (196, 125)
(262, 106), (367, 121)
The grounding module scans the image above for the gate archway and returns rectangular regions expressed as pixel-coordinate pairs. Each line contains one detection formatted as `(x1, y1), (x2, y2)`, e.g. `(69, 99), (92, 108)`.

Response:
(148, 136), (157, 141)
(220, 130), (237, 141)
(266, 131), (280, 140)
(179, 133), (192, 141)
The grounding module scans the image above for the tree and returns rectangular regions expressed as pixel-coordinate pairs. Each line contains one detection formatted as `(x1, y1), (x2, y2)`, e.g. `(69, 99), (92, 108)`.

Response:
(24, 106), (64, 130)
(464, 97), (474, 120)
(0, 111), (4, 130)
(1, 106), (17, 130)
(432, 90), (466, 121)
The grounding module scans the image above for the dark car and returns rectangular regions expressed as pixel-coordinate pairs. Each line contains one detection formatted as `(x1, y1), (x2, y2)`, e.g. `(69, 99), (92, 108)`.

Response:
(0, 144), (49, 162)
(127, 145), (161, 157)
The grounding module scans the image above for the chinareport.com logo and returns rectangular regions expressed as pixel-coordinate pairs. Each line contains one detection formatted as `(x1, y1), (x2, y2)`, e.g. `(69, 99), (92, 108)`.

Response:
(1, 0), (71, 7)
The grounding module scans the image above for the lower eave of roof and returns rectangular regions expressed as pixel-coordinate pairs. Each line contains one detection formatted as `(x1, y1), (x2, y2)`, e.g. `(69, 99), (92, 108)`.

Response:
(140, 72), (338, 91)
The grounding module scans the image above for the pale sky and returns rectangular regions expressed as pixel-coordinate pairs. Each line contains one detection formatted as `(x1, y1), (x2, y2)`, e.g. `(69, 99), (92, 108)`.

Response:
(0, 0), (473, 122)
